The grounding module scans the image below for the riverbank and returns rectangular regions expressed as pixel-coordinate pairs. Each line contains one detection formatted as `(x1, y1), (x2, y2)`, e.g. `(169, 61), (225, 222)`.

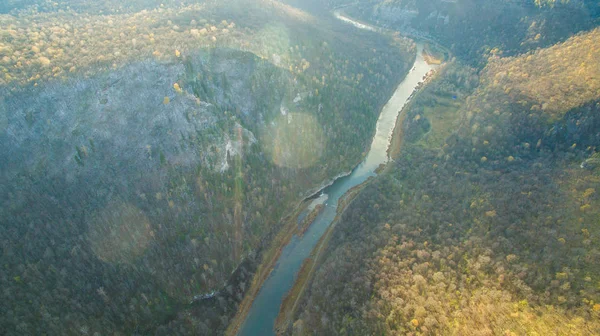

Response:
(224, 198), (310, 336)
(387, 105), (409, 161)
(226, 33), (411, 336)
(387, 61), (447, 161)
(225, 167), (356, 336)
(333, 8), (451, 57)
(235, 8), (438, 335)
(272, 61), (432, 335)
(422, 43), (445, 65)
(298, 204), (325, 237)
(272, 10), (451, 335)
(225, 77), (407, 334)
(224, 165), (356, 335)
(274, 177), (372, 334)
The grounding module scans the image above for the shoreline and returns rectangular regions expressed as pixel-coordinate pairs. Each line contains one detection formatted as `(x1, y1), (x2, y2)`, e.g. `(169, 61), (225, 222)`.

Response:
(227, 7), (448, 335)
(387, 59), (449, 162)
(224, 169), (358, 336)
(274, 176), (373, 334)
(224, 171), (356, 336)
(224, 30), (409, 336)
(224, 197), (310, 336)
(297, 204), (325, 237)
(272, 9), (452, 334)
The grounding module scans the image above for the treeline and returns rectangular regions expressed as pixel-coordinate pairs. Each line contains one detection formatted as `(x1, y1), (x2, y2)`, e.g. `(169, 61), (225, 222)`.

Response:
(339, 0), (599, 67)
(289, 24), (600, 336)
(481, 28), (600, 119)
(0, 0), (414, 335)
(293, 142), (600, 335)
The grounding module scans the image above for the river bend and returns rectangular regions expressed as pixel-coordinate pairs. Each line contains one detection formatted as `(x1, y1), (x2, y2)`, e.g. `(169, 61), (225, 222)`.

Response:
(238, 12), (437, 336)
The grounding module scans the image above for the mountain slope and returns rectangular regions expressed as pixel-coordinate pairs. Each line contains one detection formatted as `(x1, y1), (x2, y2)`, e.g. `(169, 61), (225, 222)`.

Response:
(291, 25), (600, 336)
(0, 0), (414, 334)
(337, 0), (599, 66)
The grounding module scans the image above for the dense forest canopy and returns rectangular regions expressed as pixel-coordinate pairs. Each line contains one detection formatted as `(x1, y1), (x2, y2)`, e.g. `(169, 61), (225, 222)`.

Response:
(1, 0), (600, 335)
(289, 1), (600, 335)
(0, 0), (414, 334)
(323, 0), (599, 66)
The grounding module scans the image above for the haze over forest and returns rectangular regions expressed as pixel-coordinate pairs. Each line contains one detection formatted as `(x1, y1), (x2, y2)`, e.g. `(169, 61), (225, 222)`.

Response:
(0, 0), (599, 335)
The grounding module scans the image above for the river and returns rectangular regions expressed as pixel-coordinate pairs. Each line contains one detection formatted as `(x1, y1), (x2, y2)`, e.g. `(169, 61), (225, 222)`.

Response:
(238, 12), (437, 336)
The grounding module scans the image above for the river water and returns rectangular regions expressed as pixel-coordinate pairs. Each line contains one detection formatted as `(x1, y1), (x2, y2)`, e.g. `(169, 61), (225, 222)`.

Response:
(238, 12), (437, 336)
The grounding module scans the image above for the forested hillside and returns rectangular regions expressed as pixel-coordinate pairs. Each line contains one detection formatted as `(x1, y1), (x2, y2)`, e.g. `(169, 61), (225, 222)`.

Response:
(481, 28), (600, 119)
(0, 0), (414, 334)
(291, 17), (600, 336)
(316, 0), (599, 66)
(3, 0), (599, 334)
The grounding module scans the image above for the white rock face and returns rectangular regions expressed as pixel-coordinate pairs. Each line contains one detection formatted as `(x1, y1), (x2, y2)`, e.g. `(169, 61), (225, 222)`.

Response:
(293, 93), (302, 103)
(272, 53), (281, 66)
(216, 123), (257, 173)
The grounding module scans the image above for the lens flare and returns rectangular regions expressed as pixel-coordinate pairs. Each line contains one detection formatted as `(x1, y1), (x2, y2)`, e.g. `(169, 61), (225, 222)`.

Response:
(265, 112), (324, 169)
(252, 23), (290, 62)
(87, 202), (152, 264)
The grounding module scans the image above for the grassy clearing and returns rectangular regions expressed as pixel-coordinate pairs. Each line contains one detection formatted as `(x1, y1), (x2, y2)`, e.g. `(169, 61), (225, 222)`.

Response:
(416, 95), (462, 149)
(422, 43), (445, 65)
